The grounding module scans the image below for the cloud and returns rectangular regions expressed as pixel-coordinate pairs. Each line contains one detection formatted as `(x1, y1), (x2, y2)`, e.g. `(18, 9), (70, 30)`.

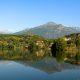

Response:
(0, 29), (13, 34)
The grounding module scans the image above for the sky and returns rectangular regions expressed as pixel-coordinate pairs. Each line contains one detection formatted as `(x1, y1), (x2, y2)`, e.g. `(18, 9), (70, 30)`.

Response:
(0, 0), (80, 33)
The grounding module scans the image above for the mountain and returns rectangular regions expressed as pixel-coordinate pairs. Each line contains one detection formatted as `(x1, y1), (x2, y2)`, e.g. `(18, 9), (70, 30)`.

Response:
(15, 22), (80, 39)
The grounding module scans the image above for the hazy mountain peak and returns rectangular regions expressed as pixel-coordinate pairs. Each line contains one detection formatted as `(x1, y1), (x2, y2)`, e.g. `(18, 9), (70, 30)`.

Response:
(58, 24), (64, 26)
(15, 22), (80, 39)
(45, 21), (57, 25)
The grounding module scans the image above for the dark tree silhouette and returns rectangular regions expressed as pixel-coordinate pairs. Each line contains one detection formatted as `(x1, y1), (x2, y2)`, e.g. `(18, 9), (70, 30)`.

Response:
(51, 43), (57, 57)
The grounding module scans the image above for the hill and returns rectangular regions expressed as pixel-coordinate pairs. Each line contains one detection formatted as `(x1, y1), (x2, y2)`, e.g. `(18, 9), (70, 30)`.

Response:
(15, 22), (80, 39)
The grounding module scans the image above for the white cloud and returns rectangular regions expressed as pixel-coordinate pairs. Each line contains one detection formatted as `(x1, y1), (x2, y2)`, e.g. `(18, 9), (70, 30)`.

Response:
(0, 28), (13, 34)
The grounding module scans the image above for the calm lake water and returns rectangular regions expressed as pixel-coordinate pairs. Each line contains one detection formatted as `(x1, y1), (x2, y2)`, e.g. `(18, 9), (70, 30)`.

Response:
(0, 58), (80, 80)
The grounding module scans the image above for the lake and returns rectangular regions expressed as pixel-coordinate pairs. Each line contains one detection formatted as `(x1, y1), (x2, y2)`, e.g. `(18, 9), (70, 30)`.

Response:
(0, 58), (80, 80)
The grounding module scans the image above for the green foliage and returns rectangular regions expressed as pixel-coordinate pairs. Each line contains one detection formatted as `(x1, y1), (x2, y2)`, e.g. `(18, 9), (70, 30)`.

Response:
(28, 41), (38, 52)
(53, 38), (67, 52)
(0, 34), (50, 60)
(0, 33), (80, 62)
(75, 37), (80, 46)
(7, 44), (14, 49)
(56, 51), (67, 62)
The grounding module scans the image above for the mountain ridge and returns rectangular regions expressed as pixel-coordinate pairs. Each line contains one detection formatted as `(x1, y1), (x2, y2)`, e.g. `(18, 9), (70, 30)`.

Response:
(15, 22), (80, 39)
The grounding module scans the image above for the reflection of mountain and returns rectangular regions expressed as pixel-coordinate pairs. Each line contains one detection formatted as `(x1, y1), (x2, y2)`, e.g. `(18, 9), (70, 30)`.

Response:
(16, 58), (80, 74)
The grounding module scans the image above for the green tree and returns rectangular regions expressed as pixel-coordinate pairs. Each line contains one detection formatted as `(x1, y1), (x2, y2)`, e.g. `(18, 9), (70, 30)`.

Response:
(28, 41), (38, 52)
(51, 38), (67, 57)
(54, 38), (67, 51)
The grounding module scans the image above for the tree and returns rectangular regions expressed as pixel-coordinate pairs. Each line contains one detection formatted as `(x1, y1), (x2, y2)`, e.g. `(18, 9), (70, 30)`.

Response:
(28, 41), (38, 52)
(51, 38), (67, 57)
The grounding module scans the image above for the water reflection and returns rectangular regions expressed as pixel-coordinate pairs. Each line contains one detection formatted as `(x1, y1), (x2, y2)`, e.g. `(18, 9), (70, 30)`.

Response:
(0, 58), (80, 80)
(16, 58), (80, 74)
(0, 48), (80, 80)
(0, 49), (80, 65)
(0, 49), (51, 60)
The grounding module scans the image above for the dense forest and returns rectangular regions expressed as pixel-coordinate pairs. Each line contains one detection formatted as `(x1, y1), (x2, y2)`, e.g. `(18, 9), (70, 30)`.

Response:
(0, 33), (80, 63)
(0, 34), (53, 60)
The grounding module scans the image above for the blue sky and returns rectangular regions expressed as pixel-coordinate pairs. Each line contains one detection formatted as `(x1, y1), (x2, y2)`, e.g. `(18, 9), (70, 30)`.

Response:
(0, 0), (80, 32)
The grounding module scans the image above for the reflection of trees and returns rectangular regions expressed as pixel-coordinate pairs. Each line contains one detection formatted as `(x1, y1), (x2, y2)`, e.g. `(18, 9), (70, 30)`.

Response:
(74, 52), (80, 64)
(0, 48), (50, 60)
(66, 52), (80, 65)
(36, 50), (44, 57)
(56, 51), (67, 62)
